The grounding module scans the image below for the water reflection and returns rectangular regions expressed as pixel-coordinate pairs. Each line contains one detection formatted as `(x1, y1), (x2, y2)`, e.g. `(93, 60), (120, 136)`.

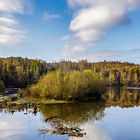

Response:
(0, 101), (106, 140)
(106, 87), (140, 107)
(0, 108), (68, 140)
(39, 102), (105, 126)
(69, 124), (111, 140)
(0, 120), (27, 140)
(0, 87), (140, 140)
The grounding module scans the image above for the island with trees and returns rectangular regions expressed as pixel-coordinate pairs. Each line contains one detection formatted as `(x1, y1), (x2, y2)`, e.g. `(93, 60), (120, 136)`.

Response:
(0, 57), (139, 103)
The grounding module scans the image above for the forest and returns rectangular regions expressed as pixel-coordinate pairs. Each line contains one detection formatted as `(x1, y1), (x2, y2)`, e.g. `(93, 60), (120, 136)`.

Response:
(0, 57), (47, 88)
(0, 57), (140, 94)
(51, 60), (140, 87)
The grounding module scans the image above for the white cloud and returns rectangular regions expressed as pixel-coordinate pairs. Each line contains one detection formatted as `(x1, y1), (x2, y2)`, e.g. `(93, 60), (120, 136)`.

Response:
(0, 0), (32, 45)
(0, 17), (19, 27)
(0, 120), (27, 140)
(0, 0), (24, 14)
(0, 34), (25, 44)
(70, 6), (130, 32)
(75, 29), (105, 42)
(0, 0), (33, 14)
(68, 0), (140, 10)
(63, 0), (140, 58)
(69, 124), (111, 140)
(0, 22), (25, 45)
(0, 26), (24, 34)
(0, 26), (25, 44)
(43, 12), (61, 21)
(62, 44), (88, 57)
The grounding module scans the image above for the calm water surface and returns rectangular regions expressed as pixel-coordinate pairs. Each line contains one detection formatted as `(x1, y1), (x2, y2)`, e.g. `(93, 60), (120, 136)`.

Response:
(0, 87), (140, 140)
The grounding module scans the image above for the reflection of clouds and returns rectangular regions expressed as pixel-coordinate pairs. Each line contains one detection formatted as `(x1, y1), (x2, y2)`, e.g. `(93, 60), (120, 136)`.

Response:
(69, 124), (111, 140)
(0, 120), (27, 140)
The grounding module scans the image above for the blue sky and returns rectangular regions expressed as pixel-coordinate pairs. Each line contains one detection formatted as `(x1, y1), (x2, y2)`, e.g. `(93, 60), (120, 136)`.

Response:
(0, 0), (140, 63)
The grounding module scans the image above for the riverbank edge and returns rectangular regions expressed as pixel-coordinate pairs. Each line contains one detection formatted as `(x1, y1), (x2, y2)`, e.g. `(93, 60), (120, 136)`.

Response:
(0, 94), (105, 107)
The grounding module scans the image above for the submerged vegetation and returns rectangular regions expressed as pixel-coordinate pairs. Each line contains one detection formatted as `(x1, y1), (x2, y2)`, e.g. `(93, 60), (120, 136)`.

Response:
(25, 70), (105, 101)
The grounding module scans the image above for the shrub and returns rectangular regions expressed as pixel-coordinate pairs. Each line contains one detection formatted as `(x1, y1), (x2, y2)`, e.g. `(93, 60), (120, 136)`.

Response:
(27, 70), (105, 100)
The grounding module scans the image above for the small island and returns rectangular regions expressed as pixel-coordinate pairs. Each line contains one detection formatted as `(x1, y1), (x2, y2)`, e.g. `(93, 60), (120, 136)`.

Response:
(22, 69), (105, 103)
(0, 57), (139, 105)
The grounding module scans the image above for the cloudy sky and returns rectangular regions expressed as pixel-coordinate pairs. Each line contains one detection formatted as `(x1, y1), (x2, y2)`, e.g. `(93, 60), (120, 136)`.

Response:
(0, 0), (140, 63)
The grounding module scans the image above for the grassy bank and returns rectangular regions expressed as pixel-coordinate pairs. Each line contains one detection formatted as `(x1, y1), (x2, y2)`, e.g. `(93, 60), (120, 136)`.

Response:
(22, 70), (105, 101)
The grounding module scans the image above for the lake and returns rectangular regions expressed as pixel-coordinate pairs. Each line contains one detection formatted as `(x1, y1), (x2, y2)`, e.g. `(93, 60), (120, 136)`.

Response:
(0, 87), (140, 140)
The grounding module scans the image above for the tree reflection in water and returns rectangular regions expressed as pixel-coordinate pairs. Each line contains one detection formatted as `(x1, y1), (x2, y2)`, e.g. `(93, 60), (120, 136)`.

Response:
(39, 102), (105, 126)
(0, 87), (140, 140)
(0, 87), (140, 127)
(106, 87), (140, 107)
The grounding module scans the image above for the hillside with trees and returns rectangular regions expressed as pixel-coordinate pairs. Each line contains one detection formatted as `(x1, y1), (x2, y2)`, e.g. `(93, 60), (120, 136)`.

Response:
(0, 57), (47, 88)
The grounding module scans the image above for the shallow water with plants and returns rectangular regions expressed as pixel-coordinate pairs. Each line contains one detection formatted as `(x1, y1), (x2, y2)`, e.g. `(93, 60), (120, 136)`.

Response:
(0, 87), (140, 140)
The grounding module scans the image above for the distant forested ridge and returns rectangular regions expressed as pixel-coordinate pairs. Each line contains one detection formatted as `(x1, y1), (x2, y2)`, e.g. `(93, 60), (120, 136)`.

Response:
(0, 57), (139, 88)
(0, 57), (47, 87)
(93, 62), (140, 86)
(50, 60), (140, 87)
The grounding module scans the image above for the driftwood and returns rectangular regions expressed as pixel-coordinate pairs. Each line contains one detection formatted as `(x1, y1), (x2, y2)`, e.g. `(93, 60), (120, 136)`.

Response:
(45, 116), (58, 122)
(40, 124), (86, 137)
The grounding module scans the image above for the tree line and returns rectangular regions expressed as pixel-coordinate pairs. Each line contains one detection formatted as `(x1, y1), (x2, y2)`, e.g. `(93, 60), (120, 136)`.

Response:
(50, 60), (140, 87)
(0, 57), (139, 90)
(0, 57), (47, 88)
